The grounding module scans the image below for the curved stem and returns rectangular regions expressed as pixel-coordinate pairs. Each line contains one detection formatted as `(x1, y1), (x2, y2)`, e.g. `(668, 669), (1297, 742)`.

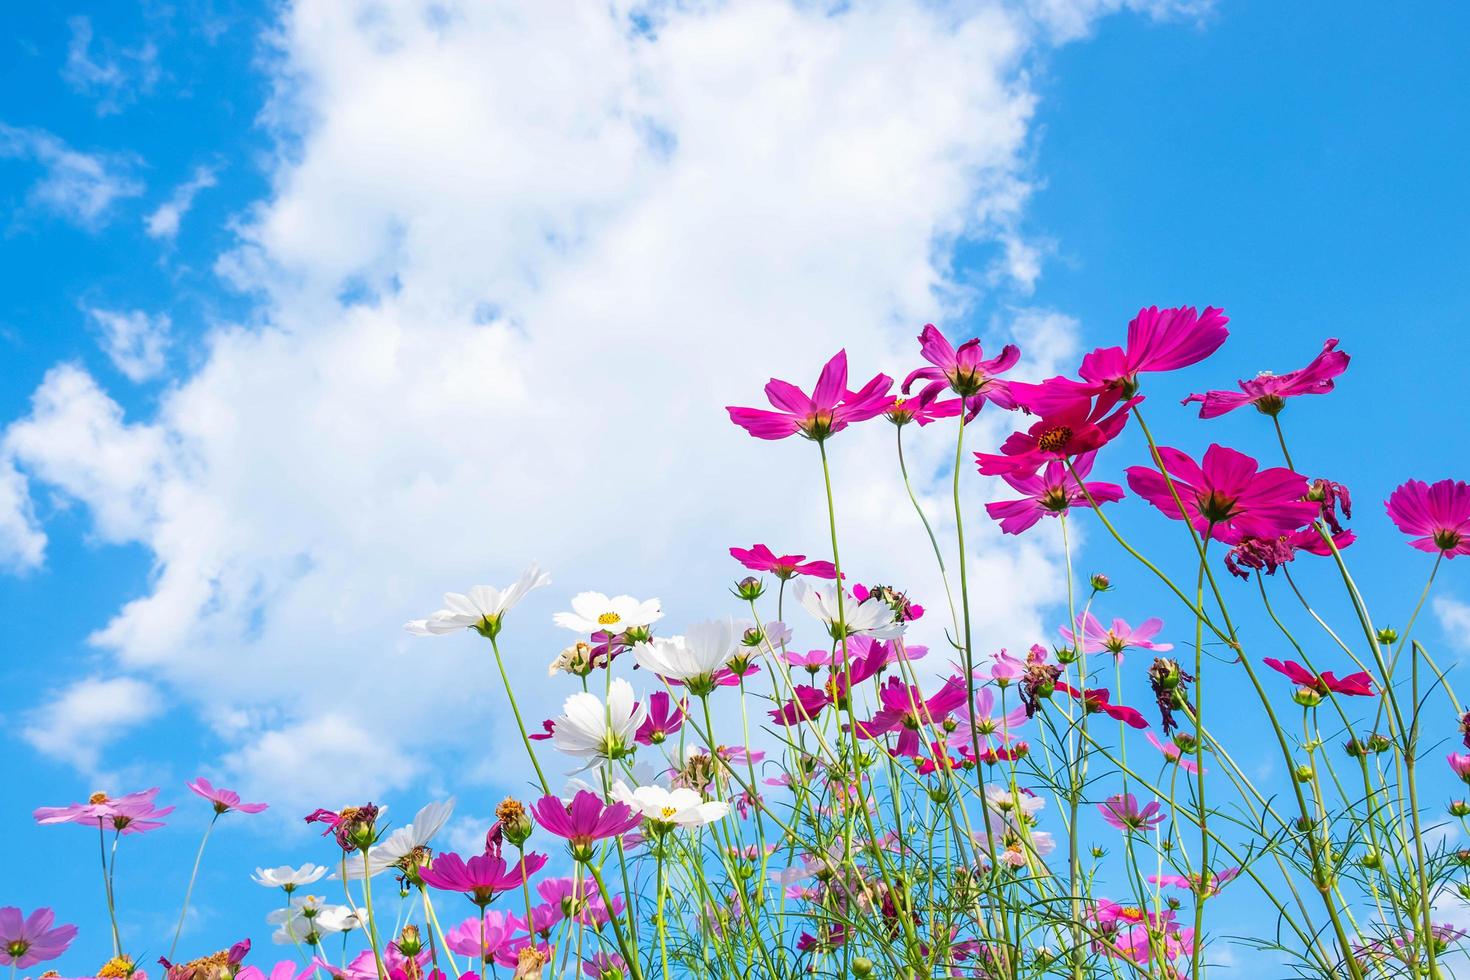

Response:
(170, 813), (219, 959)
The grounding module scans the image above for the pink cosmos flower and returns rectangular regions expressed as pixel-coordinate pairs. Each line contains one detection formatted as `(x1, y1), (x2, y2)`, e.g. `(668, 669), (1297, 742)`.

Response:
(729, 544), (837, 580)
(883, 385), (962, 427)
(1125, 444), (1319, 543)
(237, 961), (317, 980)
(1224, 526), (1356, 580)
(1056, 683), (1149, 729)
(0, 907), (77, 968)
(1449, 753), (1470, 782)
(582, 954), (628, 980)
(187, 778), (268, 815)
(1386, 479), (1470, 558)
(531, 791), (641, 860)
(535, 876), (624, 928)
(1079, 305), (1230, 392)
(851, 674), (970, 758)
(34, 788), (175, 834)
(1060, 612), (1172, 661)
(985, 451), (1125, 534)
(901, 324), (1021, 417)
(957, 687), (1029, 752)
(1183, 338), (1349, 418)
(418, 850), (546, 906)
(1098, 793), (1166, 832)
(976, 387), (1140, 477)
(726, 350), (893, 442)
(634, 691), (686, 746)
(1146, 732), (1202, 774)
(1148, 867), (1240, 897)
(784, 649), (831, 673)
(1262, 658), (1375, 698)
(445, 910), (519, 962)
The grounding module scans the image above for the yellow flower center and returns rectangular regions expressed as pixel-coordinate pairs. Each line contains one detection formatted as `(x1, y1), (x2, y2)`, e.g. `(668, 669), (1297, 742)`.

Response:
(98, 957), (137, 978)
(597, 612), (622, 626)
(89, 792), (110, 804)
(1036, 425), (1073, 454)
(660, 806), (678, 818)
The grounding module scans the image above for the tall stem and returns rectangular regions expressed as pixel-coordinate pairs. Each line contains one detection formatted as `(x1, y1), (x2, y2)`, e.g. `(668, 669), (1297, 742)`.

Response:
(98, 820), (121, 956)
(489, 635), (552, 795)
(170, 813), (220, 959)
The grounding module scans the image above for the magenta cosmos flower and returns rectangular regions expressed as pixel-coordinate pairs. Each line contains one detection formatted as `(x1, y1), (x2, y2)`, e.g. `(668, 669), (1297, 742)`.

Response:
(883, 385), (961, 427)
(1386, 479), (1470, 558)
(851, 674), (969, 758)
(0, 907), (77, 968)
(419, 850), (546, 906)
(1263, 658), (1374, 698)
(901, 324), (1021, 417)
(984, 451), (1125, 535)
(729, 544), (836, 580)
(976, 385), (1140, 477)
(1183, 338), (1349, 418)
(1449, 753), (1470, 782)
(1057, 683), (1148, 729)
(1098, 793), (1165, 832)
(187, 778), (268, 815)
(1126, 444), (1319, 544)
(726, 350), (892, 442)
(1060, 612), (1172, 661)
(1079, 305), (1229, 393)
(531, 791), (641, 861)
(634, 691), (686, 746)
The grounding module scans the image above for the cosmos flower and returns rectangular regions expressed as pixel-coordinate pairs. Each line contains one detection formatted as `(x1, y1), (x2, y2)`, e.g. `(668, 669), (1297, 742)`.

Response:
(0, 907), (77, 969)
(975, 386), (1140, 477)
(984, 451), (1125, 534)
(404, 564), (551, 638)
(1078, 305), (1230, 392)
(958, 687), (1029, 752)
(549, 678), (647, 765)
(341, 799), (455, 880)
(34, 788), (175, 834)
(791, 579), (906, 640)
(1183, 338), (1349, 417)
(1449, 754), (1470, 782)
(634, 692), (686, 746)
(1148, 867), (1240, 897)
(1385, 479), (1470, 558)
(901, 324), (1020, 416)
(1262, 658), (1375, 698)
(1098, 794), (1166, 832)
(251, 864), (329, 891)
(726, 350), (893, 442)
(418, 850), (545, 906)
(852, 675), (970, 758)
(1060, 612), (1172, 661)
(883, 385), (962, 427)
(444, 910), (519, 963)
(632, 619), (740, 690)
(611, 782), (730, 830)
(186, 778), (268, 815)
(552, 592), (662, 635)
(1223, 525), (1357, 580)
(729, 544), (836, 580)
(531, 791), (641, 860)
(1125, 444), (1319, 543)
(1056, 683), (1149, 729)
(1146, 732), (1202, 774)
(784, 649), (831, 673)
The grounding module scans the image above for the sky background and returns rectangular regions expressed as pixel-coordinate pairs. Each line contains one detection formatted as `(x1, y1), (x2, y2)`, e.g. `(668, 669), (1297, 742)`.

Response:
(3, 0), (1470, 973)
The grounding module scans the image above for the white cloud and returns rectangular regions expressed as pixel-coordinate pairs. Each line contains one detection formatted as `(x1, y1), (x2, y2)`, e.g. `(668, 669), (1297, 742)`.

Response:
(146, 166), (220, 241)
(0, 122), (143, 229)
(61, 15), (161, 116)
(5, 0), (1207, 800)
(0, 457), (46, 571)
(87, 307), (173, 381)
(22, 676), (162, 772)
(1435, 595), (1470, 656)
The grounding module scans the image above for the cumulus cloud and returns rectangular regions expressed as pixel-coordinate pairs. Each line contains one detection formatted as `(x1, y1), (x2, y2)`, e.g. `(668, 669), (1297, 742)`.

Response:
(22, 676), (163, 772)
(0, 122), (143, 229)
(145, 166), (219, 241)
(5, 0), (1205, 804)
(1435, 595), (1470, 656)
(87, 307), (173, 382)
(0, 457), (45, 571)
(61, 15), (161, 116)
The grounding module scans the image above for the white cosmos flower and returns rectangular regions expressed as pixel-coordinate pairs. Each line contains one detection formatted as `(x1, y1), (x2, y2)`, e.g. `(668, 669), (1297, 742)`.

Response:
(404, 564), (551, 637)
(611, 781), (729, 828)
(340, 798), (455, 879)
(553, 592), (662, 634)
(791, 579), (906, 640)
(314, 905), (363, 933)
(550, 677), (647, 764)
(632, 618), (738, 685)
(252, 864), (329, 890)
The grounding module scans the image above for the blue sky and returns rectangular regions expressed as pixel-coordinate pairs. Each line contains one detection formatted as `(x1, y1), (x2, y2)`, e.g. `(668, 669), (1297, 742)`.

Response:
(3, 0), (1469, 973)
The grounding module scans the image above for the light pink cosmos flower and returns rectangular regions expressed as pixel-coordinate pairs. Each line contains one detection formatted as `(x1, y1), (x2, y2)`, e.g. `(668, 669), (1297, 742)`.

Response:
(958, 688), (1028, 751)
(1078, 305), (1230, 392)
(1183, 338), (1349, 418)
(729, 544), (837, 580)
(445, 909), (519, 963)
(1098, 793), (1166, 832)
(901, 323), (1021, 418)
(1448, 753), (1470, 782)
(726, 350), (892, 442)
(1146, 732), (1202, 774)
(1148, 866), (1240, 897)
(1126, 444), (1319, 544)
(0, 907), (77, 968)
(784, 649), (831, 673)
(1386, 479), (1470, 558)
(187, 777), (268, 815)
(34, 788), (174, 832)
(985, 451), (1125, 534)
(1060, 612), (1172, 661)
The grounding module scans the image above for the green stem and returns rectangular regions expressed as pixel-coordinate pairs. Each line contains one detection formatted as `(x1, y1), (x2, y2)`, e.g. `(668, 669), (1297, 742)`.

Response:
(489, 635), (552, 795)
(169, 812), (219, 959)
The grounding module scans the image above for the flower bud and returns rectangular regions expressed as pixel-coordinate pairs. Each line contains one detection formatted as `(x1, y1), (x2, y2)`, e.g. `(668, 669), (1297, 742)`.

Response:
(1376, 626), (1398, 646)
(1457, 849), (1470, 868)
(1290, 686), (1324, 708)
(733, 577), (766, 601)
(396, 925), (423, 957)
(1367, 733), (1392, 754)
(1450, 800), (1470, 818)
(1172, 732), (1198, 753)
(1055, 645), (1078, 665)
(496, 798), (534, 847)
(1293, 764), (1314, 783)
(1089, 573), (1112, 592)
(1360, 850), (1381, 870)
(851, 958), (875, 978)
